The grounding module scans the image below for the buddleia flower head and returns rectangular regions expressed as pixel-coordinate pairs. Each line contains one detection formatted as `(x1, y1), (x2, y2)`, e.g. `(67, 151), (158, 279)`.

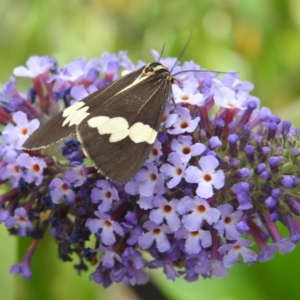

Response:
(0, 50), (299, 287)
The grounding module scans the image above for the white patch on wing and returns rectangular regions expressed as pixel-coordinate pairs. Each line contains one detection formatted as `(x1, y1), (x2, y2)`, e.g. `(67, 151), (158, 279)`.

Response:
(115, 75), (148, 95)
(87, 116), (157, 144)
(109, 130), (129, 142)
(129, 122), (157, 144)
(62, 102), (90, 127)
(98, 117), (129, 134)
(88, 116), (130, 142)
(63, 102), (85, 116)
(88, 116), (109, 128)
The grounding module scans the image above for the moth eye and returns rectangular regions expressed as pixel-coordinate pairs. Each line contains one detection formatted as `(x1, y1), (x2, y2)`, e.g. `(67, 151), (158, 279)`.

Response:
(145, 66), (154, 73)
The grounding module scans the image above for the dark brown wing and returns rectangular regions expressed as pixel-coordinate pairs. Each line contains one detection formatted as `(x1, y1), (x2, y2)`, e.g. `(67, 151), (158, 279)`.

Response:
(77, 74), (171, 183)
(22, 68), (145, 150)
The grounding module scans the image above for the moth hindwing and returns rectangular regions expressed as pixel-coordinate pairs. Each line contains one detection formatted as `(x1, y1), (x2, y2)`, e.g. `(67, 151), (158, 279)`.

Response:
(23, 62), (175, 183)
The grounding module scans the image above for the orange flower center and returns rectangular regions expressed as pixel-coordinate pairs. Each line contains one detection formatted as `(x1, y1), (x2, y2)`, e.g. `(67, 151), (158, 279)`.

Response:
(32, 164), (40, 172)
(203, 174), (212, 182)
(180, 122), (188, 129)
(153, 228), (161, 235)
(105, 191), (112, 198)
(182, 147), (191, 155)
(150, 173), (157, 181)
(21, 127), (28, 135)
(224, 217), (232, 224)
(104, 220), (112, 227)
(197, 205), (206, 213)
(163, 205), (172, 213)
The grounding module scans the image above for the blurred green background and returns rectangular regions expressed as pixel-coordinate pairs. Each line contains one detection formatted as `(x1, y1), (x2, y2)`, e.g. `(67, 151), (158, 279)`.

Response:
(1, 0), (300, 299)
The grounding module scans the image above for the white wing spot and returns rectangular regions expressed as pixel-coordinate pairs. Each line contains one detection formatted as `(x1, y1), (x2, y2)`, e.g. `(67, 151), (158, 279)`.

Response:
(115, 75), (148, 95)
(88, 116), (129, 142)
(129, 122), (157, 144)
(98, 117), (129, 134)
(109, 130), (129, 142)
(63, 102), (85, 116)
(62, 102), (90, 127)
(88, 116), (129, 135)
(87, 116), (157, 144)
(88, 116), (109, 128)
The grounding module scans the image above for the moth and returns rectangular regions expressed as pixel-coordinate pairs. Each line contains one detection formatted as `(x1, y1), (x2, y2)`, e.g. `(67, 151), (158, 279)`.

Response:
(23, 62), (176, 183)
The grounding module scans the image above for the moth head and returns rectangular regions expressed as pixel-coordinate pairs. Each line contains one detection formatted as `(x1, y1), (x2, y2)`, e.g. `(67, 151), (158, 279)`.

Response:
(143, 62), (169, 76)
(142, 62), (174, 84)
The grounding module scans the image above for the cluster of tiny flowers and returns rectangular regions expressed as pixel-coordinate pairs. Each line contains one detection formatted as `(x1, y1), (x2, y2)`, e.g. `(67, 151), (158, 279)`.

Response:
(1, 49), (300, 287)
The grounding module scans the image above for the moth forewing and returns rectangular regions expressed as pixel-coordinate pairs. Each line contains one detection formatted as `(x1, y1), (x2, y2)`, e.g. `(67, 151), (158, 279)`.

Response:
(22, 62), (175, 183)
(76, 64), (173, 183)
(22, 110), (77, 150)
(22, 67), (145, 150)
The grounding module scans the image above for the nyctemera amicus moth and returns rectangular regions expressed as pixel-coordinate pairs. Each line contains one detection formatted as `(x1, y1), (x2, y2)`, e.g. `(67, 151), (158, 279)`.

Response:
(23, 62), (177, 183)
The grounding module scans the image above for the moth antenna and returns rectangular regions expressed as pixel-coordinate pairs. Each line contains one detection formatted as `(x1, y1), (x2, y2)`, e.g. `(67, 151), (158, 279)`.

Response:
(170, 32), (193, 73)
(158, 43), (166, 61)
(173, 69), (237, 77)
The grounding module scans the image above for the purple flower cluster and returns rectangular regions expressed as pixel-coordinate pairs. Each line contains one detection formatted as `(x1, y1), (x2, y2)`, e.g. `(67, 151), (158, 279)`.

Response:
(0, 50), (299, 287)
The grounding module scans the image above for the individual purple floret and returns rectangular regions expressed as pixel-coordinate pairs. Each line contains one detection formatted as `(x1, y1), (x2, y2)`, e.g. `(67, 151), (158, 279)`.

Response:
(49, 178), (76, 204)
(185, 155), (225, 198)
(6, 207), (33, 236)
(2, 111), (39, 150)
